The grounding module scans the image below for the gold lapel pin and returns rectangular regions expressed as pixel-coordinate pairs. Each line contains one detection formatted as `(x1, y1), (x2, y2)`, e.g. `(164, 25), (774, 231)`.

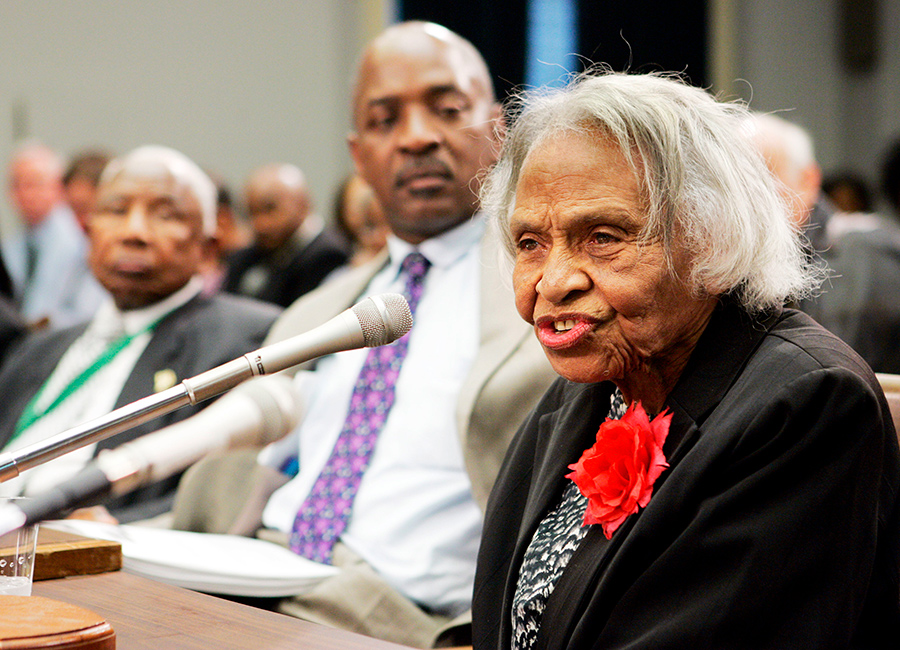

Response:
(153, 368), (178, 393)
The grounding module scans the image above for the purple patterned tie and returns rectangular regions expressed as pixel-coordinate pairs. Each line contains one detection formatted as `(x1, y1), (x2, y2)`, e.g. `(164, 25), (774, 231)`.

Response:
(289, 252), (431, 563)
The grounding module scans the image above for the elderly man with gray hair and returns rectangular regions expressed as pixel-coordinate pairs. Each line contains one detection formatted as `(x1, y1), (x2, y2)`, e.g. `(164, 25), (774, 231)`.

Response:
(0, 145), (281, 522)
(748, 113), (900, 374)
(4, 142), (106, 329)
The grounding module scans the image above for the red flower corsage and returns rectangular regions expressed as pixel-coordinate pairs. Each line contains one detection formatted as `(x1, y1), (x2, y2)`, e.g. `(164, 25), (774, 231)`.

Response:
(566, 401), (672, 539)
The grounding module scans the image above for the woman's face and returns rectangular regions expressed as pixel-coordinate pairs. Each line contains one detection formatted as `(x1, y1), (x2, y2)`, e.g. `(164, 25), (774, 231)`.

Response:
(510, 130), (716, 394)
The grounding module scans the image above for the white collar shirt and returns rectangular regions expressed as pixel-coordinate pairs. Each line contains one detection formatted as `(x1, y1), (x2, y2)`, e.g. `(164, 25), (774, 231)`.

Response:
(261, 216), (485, 617)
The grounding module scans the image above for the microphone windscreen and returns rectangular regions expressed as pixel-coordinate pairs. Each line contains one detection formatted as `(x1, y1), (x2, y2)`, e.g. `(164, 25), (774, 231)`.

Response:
(352, 293), (413, 346)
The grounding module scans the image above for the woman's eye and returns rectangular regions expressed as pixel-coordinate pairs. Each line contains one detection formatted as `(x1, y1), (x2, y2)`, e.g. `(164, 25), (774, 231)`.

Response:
(591, 231), (618, 245)
(517, 237), (539, 252)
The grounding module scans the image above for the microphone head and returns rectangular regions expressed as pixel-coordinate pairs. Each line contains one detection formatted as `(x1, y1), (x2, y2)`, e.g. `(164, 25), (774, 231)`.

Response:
(352, 293), (413, 347)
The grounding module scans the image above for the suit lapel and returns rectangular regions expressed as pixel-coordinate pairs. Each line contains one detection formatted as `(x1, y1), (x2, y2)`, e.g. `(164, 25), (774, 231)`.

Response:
(0, 326), (85, 448)
(113, 297), (202, 411)
(666, 298), (780, 438)
(93, 298), (203, 453)
(455, 232), (535, 443)
(517, 382), (615, 551)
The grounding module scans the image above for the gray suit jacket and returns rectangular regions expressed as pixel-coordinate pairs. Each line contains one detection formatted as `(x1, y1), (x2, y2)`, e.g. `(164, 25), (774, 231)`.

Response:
(801, 214), (900, 374)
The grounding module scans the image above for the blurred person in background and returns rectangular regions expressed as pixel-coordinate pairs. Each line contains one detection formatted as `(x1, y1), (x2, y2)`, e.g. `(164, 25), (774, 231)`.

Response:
(334, 173), (389, 268)
(750, 113), (900, 373)
(63, 148), (113, 231)
(745, 112), (830, 251)
(223, 163), (349, 307)
(881, 135), (900, 222)
(3, 142), (105, 329)
(823, 171), (874, 214)
(199, 171), (252, 296)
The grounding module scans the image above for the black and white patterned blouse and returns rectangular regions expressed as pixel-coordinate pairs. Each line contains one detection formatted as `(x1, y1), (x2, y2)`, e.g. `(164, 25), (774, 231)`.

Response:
(510, 390), (627, 650)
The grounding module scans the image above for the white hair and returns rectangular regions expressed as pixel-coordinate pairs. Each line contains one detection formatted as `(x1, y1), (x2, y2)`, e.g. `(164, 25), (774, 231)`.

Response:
(482, 70), (824, 313)
(9, 140), (65, 179)
(100, 145), (217, 236)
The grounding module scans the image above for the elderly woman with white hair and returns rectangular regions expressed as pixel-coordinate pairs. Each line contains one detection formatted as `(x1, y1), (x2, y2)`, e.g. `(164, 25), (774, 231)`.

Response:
(471, 72), (900, 649)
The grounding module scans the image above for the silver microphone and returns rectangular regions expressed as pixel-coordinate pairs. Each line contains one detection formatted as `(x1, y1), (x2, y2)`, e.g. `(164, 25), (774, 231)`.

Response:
(0, 293), (413, 486)
(0, 375), (303, 533)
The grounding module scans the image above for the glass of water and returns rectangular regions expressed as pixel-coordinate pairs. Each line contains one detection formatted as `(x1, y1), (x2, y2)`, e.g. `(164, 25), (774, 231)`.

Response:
(0, 497), (39, 596)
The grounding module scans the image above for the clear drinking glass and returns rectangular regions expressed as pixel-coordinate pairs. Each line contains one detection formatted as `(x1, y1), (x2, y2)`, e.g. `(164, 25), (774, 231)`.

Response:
(0, 497), (39, 596)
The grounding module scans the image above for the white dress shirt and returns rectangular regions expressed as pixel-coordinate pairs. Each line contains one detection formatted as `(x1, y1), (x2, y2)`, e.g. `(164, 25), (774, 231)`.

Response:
(0, 278), (204, 498)
(261, 216), (485, 617)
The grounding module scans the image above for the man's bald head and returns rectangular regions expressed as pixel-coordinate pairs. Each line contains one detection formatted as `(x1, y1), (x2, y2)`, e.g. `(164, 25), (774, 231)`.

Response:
(348, 21), (503, 244)
(352, 21), (496, 125)
(245, 163), (312, 251)
(745, 112), (822, 228)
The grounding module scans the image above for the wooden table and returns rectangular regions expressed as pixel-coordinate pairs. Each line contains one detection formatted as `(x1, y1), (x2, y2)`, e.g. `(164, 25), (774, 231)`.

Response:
(33, 571), (413, 649)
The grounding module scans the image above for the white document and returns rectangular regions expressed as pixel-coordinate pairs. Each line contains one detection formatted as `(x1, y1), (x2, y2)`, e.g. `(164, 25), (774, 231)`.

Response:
(45, 520), (338, 597)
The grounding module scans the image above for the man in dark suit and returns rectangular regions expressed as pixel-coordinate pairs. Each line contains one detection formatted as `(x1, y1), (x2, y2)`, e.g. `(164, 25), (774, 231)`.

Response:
(0, 295), (26, 363)
(223, 163), (349, 307)
(0, 145), (281, 522)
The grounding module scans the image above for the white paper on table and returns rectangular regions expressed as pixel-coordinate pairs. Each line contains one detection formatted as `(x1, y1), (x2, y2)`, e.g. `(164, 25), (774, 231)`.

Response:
(45, 519), (338, 597)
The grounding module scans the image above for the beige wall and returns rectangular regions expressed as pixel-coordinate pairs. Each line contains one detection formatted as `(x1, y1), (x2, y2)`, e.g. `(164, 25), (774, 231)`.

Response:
(713, 0), (900, 211)
(0, 0), (391, 234)
(3, 0), (899, 235)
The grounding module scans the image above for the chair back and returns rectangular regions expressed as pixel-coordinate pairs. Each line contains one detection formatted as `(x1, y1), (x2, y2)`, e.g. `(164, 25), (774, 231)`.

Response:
(876, 373), (900, 443)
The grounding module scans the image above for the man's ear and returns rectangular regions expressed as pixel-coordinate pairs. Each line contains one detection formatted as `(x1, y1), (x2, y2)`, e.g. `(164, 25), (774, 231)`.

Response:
(200, 234), (221, 265)
(347, 131), (377, 191)
(799, 163), (823, 213)
(347, 131), (363, 176)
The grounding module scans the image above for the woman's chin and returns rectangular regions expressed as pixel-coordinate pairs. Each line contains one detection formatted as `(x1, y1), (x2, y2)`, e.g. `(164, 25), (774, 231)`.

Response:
(547, 355), (618, 384)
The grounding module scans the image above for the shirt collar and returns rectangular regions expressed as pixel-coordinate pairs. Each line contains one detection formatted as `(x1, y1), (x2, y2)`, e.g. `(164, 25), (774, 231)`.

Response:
(297, 212), (324, 248)
(384, 214), (485, 274)
(90, 276), (204, 337)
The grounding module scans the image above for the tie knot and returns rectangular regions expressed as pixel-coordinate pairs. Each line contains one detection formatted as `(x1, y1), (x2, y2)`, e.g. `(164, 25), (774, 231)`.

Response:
(91, 315), (127, 344)
(399, 252), (430, 316)
(401, 252), (430, 280)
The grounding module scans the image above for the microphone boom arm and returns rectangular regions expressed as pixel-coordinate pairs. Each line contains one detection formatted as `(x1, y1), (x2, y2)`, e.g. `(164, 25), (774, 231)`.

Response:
(0, 383), (193, 484)
(0, 297), (400, 485)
